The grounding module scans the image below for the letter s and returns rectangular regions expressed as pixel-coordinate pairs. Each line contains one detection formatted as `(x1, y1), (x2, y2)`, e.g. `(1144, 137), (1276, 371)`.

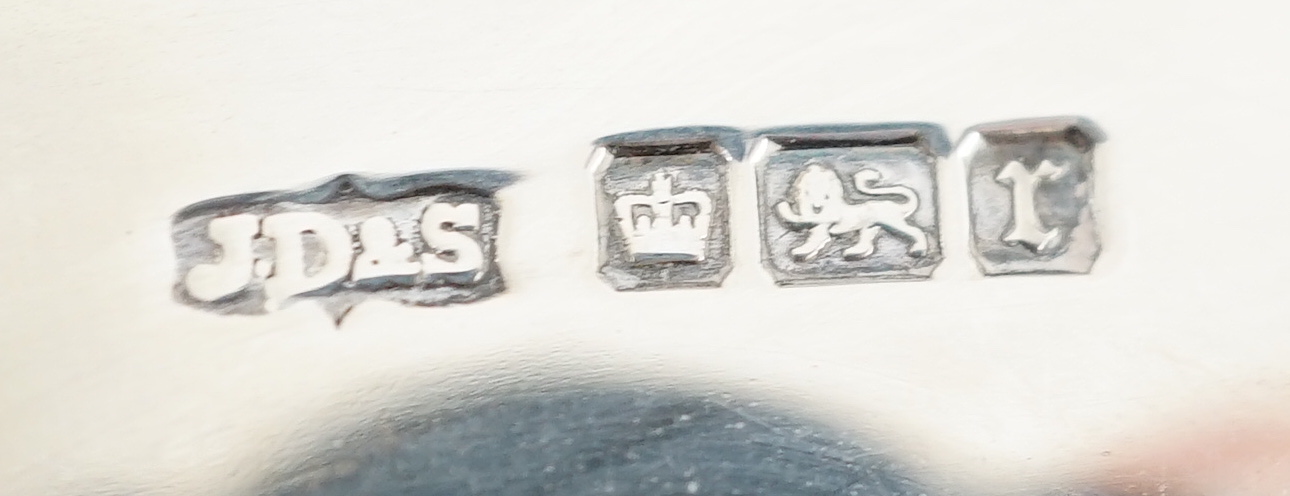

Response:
(420, 203), (485, 280)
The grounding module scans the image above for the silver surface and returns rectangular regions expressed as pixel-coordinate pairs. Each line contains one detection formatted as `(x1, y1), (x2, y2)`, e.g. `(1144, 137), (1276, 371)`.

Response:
(959, 117), (1104, 275)
(8, 2), (1290, 496)
(751, 124), (949, 286)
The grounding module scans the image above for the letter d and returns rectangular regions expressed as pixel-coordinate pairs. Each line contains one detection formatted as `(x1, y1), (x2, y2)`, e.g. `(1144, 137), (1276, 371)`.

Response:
(261, 212), (354, 311)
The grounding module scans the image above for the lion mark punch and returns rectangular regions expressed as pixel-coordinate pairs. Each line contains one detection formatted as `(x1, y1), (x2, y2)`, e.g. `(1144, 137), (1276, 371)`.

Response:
(751, 124), (949, 285)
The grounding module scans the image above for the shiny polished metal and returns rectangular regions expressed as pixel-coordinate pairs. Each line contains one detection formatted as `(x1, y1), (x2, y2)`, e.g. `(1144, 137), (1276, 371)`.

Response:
(171, 170), (517, 322)
(590, 127), (743, 291)
(959, 116), (1104, 275)
(751, 123), (949, 286)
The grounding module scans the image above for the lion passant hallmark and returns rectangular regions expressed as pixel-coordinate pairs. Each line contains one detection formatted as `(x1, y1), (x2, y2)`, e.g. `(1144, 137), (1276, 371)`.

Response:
(171, 170), (517, 322)
(751, 124), (950, 285)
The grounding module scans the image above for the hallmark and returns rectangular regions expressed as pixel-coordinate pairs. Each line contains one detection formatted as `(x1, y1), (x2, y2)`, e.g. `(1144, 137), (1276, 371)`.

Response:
(171, 170), (517, 322)
(590, 127), (742, 291)
(959, 116), (1104, 275)
(614, 172), (713, 264)
(751, 124), (949, 285)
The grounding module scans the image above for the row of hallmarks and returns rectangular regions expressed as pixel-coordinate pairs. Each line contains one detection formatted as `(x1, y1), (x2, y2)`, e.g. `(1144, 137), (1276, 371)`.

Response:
(169, 116), (1102, 320)
(594, 117), (1104, 290)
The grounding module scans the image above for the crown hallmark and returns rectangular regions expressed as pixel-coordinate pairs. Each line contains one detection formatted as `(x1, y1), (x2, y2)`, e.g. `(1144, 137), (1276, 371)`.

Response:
(593, 126), (738, 291)
(613, 172), (712, 264)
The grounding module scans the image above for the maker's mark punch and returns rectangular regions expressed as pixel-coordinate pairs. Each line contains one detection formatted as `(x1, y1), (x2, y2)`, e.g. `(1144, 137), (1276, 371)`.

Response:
(171, 170), (517, 322)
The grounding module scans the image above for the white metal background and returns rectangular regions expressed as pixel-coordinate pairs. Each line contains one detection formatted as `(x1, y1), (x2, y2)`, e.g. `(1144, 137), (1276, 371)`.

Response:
(2, 1), (1287, 494)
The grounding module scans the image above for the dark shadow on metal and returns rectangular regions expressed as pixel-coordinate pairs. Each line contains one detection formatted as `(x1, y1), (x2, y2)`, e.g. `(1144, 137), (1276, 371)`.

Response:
(258, 386), (941, 496)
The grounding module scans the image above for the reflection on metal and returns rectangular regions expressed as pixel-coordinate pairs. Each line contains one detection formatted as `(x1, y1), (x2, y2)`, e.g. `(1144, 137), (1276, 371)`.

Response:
(171, 170), (517, 322)
(751, 124), (949, 286)
(261, 385), (941, 496)
(591, 127), (742, 291)
(959, 117), (1104, 275)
